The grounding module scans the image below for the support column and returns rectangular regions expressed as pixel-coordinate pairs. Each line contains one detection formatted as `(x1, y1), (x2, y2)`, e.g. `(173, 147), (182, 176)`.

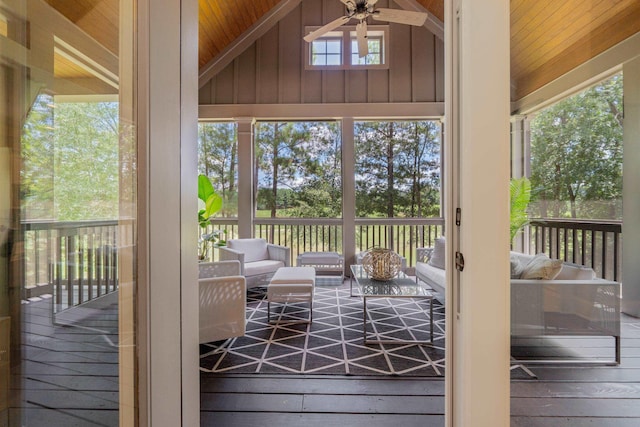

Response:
(237, 118), (255, 238)
(342, 118), (356, 274)
(446, 0), (511, 426)
(622, 57), (640, 317)
(140, 0), (199, 425)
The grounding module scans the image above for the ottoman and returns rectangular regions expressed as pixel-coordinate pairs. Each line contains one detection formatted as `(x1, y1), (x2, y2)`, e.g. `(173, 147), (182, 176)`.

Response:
(267, 266), (316, 323)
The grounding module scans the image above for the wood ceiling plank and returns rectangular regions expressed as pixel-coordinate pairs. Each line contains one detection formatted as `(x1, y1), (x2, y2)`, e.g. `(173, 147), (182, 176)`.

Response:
(513, 0), (636, 80)
(515, 1), (640, 99)
(414, 0), (444, 22)
(45, 0), (118, 55)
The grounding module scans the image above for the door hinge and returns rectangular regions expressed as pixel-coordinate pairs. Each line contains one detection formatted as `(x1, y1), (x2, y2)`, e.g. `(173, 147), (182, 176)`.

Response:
(455, 208), (461, 226)
(455, 251), (465, 272)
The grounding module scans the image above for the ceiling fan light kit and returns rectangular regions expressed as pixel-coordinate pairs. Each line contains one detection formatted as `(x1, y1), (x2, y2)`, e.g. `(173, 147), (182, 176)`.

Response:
(304, 0), (428, 58)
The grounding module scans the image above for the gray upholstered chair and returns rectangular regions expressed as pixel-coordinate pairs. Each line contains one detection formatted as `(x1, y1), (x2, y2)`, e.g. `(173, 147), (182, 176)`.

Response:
(218, 238), (290, 288)
(198, 260), (246, 344)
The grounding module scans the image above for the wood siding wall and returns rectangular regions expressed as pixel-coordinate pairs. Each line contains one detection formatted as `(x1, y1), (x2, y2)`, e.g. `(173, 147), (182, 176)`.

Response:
(198, 0), (444, 106)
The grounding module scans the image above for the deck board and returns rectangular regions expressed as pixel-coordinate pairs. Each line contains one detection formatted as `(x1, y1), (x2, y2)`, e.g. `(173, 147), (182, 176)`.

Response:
(12, 292), (640, 426)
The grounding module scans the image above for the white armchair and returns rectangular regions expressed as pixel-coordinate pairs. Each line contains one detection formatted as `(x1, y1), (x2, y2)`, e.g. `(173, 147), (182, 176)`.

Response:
(198, 260), (246, 344)
(218, 238), (290, 288)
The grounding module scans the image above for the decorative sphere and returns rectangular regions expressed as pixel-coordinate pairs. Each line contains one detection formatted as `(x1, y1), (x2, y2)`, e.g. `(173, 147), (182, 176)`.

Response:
(362, 248), (402, 281)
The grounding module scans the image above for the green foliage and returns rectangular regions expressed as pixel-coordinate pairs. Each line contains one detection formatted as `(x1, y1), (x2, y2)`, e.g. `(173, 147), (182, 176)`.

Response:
(21, 97), (120, 221)
(198, 122), (238, 217)
(530, 74), (623, 220)
(198, 174), (224, 260)
(355, 120), (441, 218)
(254, 121), (342, 218)
(21, 94), (55, 219)
(510, 177), (531, 243)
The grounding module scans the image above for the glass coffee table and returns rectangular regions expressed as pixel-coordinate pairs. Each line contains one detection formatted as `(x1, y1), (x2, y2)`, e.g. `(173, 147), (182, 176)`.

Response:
(350, 264), (434, 345)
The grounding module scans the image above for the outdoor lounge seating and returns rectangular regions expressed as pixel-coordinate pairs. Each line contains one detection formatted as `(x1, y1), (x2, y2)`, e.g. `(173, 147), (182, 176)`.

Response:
(267, 266), (316, 324)
(218, 238), (291, 288)
(416, 240), (621, 364)
(198, 260), (246, 344)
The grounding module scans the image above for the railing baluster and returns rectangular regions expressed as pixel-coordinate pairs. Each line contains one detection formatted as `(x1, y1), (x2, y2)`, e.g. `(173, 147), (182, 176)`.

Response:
(602, 231), (607, 280)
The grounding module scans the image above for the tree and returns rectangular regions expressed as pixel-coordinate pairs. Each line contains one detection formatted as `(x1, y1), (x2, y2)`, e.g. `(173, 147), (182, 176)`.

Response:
(355, 120), (441, 218)
(53, 101), (120, 221)
(21, 94), (55, 220)
(198, 122), (237, 217)
(255, 121), (341, 218)
(530, 74), (623, 219)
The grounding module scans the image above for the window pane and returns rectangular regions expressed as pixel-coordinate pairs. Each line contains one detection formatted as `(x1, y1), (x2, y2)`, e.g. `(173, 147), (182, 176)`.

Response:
(2, 0), (138, 425)
(312, 40), (327, 54)
(326, 40), (342, 54)
(255, 121), (342, 218)
(355, 120), (441, 218)
(198, 122), (239, 218)
(326, 54), (342, 66)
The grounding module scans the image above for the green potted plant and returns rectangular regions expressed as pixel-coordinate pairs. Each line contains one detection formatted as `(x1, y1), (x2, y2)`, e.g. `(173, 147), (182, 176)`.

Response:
(510, 176), (531, 245)
(198, 174), (224, 261)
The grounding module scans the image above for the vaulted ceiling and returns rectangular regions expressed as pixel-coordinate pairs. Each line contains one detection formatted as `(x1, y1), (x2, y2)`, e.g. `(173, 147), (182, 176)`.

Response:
(45, 0), (640, 101)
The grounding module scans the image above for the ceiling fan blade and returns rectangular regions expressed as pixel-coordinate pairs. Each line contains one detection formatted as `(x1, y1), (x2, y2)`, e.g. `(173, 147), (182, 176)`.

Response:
(367, 0), (380, 6)
(303, 15), (351, 42)
(372, 8), (428, 26)
(356, 21), (368, 58)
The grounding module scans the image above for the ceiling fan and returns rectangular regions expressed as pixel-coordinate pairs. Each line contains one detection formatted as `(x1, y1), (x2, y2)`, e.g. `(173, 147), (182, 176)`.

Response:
(303, 0), (428, 58)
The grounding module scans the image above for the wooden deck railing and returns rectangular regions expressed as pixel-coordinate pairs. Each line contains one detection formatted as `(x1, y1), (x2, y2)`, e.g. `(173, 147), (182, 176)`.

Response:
(22, 220), (120, 312)
(527, 218), (622, 281)
(206, 217), (445, 267)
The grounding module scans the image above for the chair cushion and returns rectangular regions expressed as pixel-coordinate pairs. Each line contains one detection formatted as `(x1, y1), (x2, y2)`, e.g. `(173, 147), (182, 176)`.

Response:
(555, 263), (597, 280)
(520, 253), (563, 280)
(270, 266), (316, 285)
(428, 237), (446, 270)
(510, 254), (526, 279)
(228, 238), (269, 263)
(416, 262), (446, 287)
(244, 260), (284, 277)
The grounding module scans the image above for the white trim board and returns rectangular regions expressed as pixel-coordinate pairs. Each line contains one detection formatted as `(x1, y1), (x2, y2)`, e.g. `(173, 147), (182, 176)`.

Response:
(199, 102), (444, 120)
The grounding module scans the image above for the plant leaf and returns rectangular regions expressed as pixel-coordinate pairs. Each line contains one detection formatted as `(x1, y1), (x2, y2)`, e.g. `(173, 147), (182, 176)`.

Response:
(510, 177), (531, 242)
(198, 174), (215, 203)
(204, 192), (223, 219)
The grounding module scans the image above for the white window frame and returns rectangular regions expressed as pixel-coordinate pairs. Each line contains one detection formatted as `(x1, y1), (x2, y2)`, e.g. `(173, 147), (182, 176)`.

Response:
(304, 25), (389, 70)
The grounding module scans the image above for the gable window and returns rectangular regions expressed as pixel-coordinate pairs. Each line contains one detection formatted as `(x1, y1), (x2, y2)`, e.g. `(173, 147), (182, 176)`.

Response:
(305, 25), (389, 70)
(310, 34), (343, 66)
(350, 30), (384, 65)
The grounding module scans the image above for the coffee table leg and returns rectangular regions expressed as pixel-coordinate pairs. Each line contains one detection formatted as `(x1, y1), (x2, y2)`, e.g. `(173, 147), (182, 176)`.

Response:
(430, 297), (434, 344)
(363, 296), (367, 342)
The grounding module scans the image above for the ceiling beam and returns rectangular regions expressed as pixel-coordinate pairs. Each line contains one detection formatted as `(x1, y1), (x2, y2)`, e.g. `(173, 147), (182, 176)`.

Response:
(198, 0), (302, 88)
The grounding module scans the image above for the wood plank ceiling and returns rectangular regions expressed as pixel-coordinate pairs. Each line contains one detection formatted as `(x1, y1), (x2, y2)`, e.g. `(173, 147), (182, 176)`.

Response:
(45, 0), (640, 101)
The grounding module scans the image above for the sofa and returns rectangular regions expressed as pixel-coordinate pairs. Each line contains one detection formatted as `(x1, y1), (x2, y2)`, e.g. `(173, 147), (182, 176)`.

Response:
(416, 238), (621, 364)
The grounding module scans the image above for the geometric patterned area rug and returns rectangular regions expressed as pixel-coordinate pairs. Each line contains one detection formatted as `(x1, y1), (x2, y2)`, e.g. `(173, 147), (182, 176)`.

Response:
(200, 282), (446, 376)
(199, 281), (536, 378)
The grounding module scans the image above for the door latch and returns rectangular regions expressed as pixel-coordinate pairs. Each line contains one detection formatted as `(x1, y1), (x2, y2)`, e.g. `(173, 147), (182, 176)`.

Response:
(455, 251), (465, 271)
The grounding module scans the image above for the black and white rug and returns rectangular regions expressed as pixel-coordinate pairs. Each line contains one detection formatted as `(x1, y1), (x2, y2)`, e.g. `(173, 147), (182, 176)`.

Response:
(200, 282), (446, 376)
(200, 281), (535, 378)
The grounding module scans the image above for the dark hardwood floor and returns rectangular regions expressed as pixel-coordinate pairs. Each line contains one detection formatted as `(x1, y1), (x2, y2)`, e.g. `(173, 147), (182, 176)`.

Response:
(9, 291), (640, 427)
(201, 313), (640, 427)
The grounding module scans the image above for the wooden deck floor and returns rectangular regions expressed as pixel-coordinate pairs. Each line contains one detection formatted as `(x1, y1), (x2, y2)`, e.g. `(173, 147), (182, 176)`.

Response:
(10, 294), (640, 427)
(201, 313), (640, 427)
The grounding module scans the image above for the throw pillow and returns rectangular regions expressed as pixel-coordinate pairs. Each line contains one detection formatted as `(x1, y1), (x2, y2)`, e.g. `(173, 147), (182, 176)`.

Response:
(428, 237), (446, 270)
(510, 254), (525, 279)
(520, 253), (563, 280)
